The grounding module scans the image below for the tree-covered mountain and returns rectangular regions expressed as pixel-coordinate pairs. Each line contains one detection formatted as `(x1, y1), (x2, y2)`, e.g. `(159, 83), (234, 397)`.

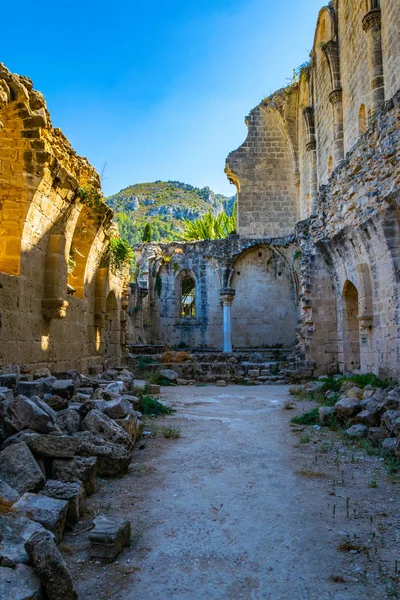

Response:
(106, 181), (235, 245)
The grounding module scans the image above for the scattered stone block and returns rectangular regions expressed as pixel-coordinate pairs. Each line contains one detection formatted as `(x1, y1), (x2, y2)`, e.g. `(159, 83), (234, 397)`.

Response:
(0, 442), (45, 494)
(28, 435), (78, 459)
(382, 438), (397, 452)
(105, 381), (126, 394)
(216, 380), (227, 387)
(35, 377), (57, 395)
(345, 424), (369, 439)
(52, 456), (98, 496)
(0, 563), (43, 599)
(55, 410), (81, 436)
(103, 397), (131, 420)
(115, 412), (142, 446)
(89, 515), (131, 562)
(14, 493), (68, 543)
(0, 387), (13, 403)
(7, 395), (55, 434)
(334, 397), (361, 419)
(0, 515), (53, 567)
(368, 427), (387, 444)
(289, 385), (304, 396)
(121, 395), (140, 410)
(318, 406), (335, 426)
(346, 386), (364, 400)
(73, 432), (132, 477)
(147, 384), (161, 394)
(17, 382), (44, 399)
(0, 479), (19, 503)
(0, 373), (18, 391)
(159, 369), (178, 382)
(50, 380), (75, 401)
(89, 365), (104, 376)
(82, 410), (130, 447)
(352, 409), (379, 427)
(34, 368), (51, 380)
(40, 480), (85, 525)
(25, 530), (78, 600)
(381, 410), (400, 436)
(133, 380), (147, 391)
(44, 395), (69, 412)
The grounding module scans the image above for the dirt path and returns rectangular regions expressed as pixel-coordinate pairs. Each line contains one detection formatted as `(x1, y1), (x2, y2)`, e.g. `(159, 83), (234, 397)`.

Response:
(65, 385), (400, 600)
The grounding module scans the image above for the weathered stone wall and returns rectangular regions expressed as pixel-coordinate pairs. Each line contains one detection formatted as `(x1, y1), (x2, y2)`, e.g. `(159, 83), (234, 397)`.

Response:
(0, 64), (128, 372)
(134, 238), (300, 351)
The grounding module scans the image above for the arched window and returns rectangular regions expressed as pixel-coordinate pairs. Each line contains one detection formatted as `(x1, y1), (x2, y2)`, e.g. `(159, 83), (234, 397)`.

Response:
(181, 276), (196, 319)
(359, 104), (367, 135)
(328, 156), (333, 178)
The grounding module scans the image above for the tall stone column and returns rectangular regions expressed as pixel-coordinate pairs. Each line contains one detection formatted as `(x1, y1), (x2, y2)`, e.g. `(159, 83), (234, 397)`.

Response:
(220, 288), (235, 353)
(363, 8), (385, 116)
(329, 89), (345, 166)
(303, 107), (318, 213)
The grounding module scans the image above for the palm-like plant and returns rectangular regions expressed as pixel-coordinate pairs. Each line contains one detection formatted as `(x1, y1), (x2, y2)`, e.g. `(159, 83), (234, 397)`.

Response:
(177, 205), (237, 241)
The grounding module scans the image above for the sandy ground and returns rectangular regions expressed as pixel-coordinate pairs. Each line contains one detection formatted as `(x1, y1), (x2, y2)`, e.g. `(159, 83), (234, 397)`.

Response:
(63, 385), (400, 600)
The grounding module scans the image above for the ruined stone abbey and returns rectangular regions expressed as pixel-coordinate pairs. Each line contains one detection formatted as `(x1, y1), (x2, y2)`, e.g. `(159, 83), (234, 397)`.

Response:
(1, 0), (400, 380)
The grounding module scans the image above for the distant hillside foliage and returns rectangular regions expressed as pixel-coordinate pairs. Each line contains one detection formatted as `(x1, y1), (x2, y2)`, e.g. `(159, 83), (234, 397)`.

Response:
(106, 181), (236, 245)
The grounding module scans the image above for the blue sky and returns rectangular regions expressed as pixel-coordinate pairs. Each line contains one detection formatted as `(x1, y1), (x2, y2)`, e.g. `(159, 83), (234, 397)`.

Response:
(2, 0), (323, 197)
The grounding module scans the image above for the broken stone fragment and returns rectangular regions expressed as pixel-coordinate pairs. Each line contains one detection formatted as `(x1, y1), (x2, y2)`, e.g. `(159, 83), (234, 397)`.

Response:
(368, 427), (388, 444)
(0, 373), (18, 391)
(346, 386), (364, 400)
(121, 395), (140, 410)
(352, 409), (379, 427)
(55, 409), (81, 435)
(73, 431), (132, 477)
(14, 493), (68, 543)
(103, 397), (131, 420)
(78, 400), (107, 419)
(345, 424), (369, 438)
(50, 380), (75, 401)
(0, 442), (45, 493)
(216, 380), (227, 387)
(28, 434), (78, 459)
(33, 368), (51, 380)
(82, 409), (130, 447)
(89, 515), (131, 562)
(105, 381), (126, 394)
(52, 370), (82, 388)
(0, 563), (44, 599)
(382, 438), (397, 452)
(114, 411), (142, 446)
(0, 386), (13, 403)
(147, 384), (161, 394)
(318, 406), (335, 426)
(0, 515), (53, 567)
(35, 377), (57, 394)
(44, 395), (69, 412)
(7, 395), (55, 434)
(40, 480), (85, 525)
(25, 530), (78, 600)
(52, 456), (98, 496)
(0, 478), (19, 503)
(334, 397), (361, 419)
(17, 381), (44, 399)
(381, 410), (400, 436)
(132, 379), (147, 391)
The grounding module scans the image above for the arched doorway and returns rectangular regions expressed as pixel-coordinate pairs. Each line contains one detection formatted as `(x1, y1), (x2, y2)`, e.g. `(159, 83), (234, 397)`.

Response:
(342, 281), (360, 372)
(105, 291), (119, 360)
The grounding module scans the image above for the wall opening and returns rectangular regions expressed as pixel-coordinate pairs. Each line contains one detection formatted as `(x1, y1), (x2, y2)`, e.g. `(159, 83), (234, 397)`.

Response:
(342, 281), (361, 372)
(181, 276), (196, 319)
(328, 156), (333, 178)
(359, 104), (367, 135)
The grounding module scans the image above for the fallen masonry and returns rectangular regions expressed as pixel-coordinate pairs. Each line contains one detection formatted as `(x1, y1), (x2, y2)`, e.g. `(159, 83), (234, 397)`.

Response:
(0, 365), (146, 595)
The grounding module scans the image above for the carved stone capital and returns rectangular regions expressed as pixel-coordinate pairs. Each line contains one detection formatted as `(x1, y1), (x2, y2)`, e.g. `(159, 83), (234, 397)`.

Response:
(329, 88), (343, 105)
(363, 8), (381, 32)
(42, 299), (69, 320)
(220, 287), (235, 305)
(306, 140), (317, 152)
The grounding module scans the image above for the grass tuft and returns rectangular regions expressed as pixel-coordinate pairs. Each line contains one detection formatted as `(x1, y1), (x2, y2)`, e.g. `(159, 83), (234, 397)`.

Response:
(140, 395), (175, 416)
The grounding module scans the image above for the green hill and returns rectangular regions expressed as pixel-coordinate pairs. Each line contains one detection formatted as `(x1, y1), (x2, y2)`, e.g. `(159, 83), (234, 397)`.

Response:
(106, 181), (235, 245)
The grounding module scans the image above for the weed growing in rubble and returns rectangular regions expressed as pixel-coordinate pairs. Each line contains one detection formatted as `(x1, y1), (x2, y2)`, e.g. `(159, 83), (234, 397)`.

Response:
(300, 432), (311, 444)
(140, 394), (175, 416)
(291, 408), (319, 426)
(161, 426), (181, 439)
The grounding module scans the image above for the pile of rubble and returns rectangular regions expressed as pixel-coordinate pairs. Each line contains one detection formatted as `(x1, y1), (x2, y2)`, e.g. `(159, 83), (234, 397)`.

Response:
(0, 366), (145, 599)
(291, 379), (400, 456)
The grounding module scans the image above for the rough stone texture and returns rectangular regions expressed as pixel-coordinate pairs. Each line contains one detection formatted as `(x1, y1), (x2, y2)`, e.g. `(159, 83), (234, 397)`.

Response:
(82, 410), (130, 447)
(89, 515), (131, 562)
(0, 479), (19, 503)
(114, 411), (142, 446)
(382, 437), (397, 452)
(345, 424), (369, 438)
(28, 435), (78, 459)
(73, 431), (132, 477)
(0, 63), (128, 373)
(52, 456), (98, 495)
(7, 395), (55, 433)
(102, 397), (131, 420)
(50, 380), (75, 401)
(381, 410), (400, 435)
(45, 396), (69, 412)
(0, 442), (45, 493)
(14, 493), (68, 543)
(352, 409), (379, 427)
(55, 409), (81, 435)
(318, 406), (335, 426)
(25, 530), (78, 600)
(17, 382), (44, 399)
(40, 480), (85, 524)
(0, 515), (53, 567)
(335, 397), (362, 419)
(0, 564), (43, 599)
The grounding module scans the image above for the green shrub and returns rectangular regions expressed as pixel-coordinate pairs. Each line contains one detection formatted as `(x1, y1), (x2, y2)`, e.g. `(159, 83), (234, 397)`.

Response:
(140, 395), (175, 416)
